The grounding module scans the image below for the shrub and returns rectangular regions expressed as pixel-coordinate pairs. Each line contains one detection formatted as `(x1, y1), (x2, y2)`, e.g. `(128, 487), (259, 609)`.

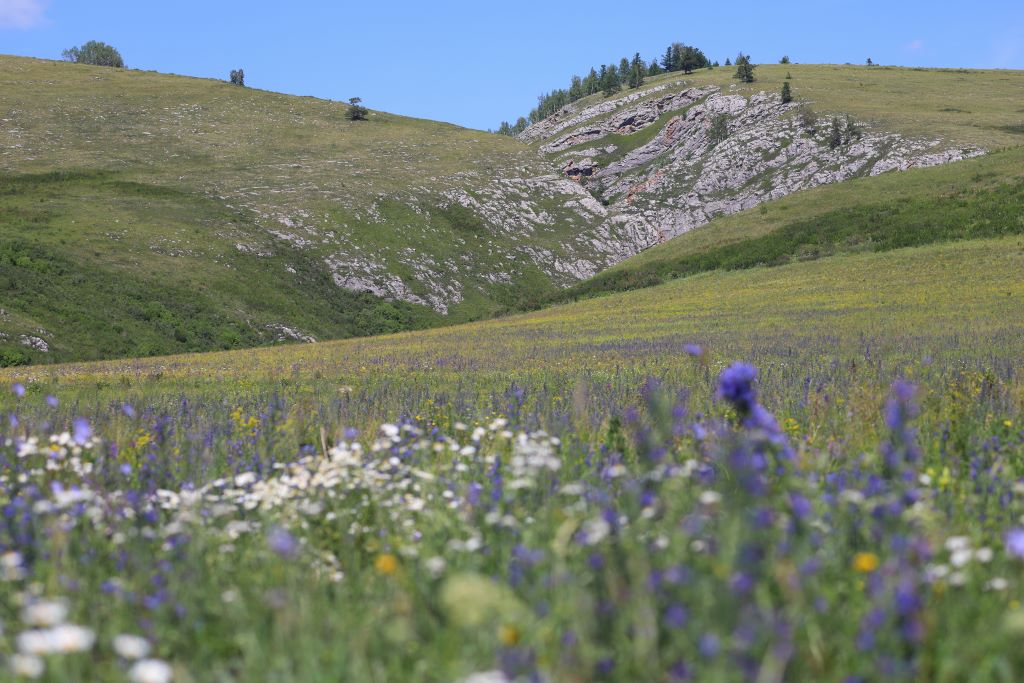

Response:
(345, 97), (368, 121)
(709, 114), (729, 145)
(62, 41), (124, 68)
(229, 69), (245, 86)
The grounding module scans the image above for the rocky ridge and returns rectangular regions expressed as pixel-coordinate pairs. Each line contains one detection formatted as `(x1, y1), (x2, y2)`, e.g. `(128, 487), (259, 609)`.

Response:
(519, 82), (983, 244)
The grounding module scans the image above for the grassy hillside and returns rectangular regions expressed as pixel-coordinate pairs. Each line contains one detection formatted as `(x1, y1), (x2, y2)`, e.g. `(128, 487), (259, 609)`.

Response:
(2, 235), (1021, 680)
(0, 55), (624, 365)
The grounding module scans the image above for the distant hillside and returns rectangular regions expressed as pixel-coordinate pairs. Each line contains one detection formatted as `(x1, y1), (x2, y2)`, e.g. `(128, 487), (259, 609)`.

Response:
(514, 63), (1024, 302)
(0, 55), (657, 364)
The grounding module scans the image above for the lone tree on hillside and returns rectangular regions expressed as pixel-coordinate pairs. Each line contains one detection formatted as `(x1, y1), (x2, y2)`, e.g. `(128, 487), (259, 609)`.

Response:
(345, 97), (368, 121)
(780, 55), (791, 64)
(229, 69), (245, 86)
(780, 81), (793, 104)
(866, 57), (874, 66)
(733, 53), (757, 83)
(62, 41), (124, 68)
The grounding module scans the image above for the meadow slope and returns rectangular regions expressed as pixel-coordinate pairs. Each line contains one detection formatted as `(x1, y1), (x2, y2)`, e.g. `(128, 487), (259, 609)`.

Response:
(1, 235), (1022, 681)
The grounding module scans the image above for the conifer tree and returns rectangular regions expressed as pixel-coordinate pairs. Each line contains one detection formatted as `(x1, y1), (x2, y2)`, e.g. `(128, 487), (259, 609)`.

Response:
(662, 45), (675, 72)
(648, 59), (662, 76)
(733, 53), (756, 83)
(725, 57), (732, 66)
(569, 75), (584, 101)
(780, 81), (792, 103)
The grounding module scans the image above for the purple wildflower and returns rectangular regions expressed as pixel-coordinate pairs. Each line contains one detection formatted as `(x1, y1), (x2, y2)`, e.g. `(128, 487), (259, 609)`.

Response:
(1005, 528), (1024, 558)
(122, 404), (136, 418)
(72, 417), (92, 445)
(46, 395), (59, 408)
(12, 383), (25, 398)
(684, 344), (703, 357)
(717, 362), (758, 414)
(267, 527), (299, 558)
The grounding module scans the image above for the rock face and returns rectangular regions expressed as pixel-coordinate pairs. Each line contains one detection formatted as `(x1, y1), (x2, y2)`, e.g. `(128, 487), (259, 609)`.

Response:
(519, 83), (983, 245)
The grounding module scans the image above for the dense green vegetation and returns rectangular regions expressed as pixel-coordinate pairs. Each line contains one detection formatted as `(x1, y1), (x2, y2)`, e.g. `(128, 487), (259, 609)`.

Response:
(0, 170), (439, 365)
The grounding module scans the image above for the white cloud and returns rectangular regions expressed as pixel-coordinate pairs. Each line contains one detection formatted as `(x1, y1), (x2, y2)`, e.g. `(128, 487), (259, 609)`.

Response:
(0, 0), (48, 30)
(906, 39), (925, 51)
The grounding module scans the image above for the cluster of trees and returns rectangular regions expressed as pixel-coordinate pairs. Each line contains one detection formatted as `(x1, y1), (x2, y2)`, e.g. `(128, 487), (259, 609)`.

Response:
(496, 41), (714, 136)
(229, 69), (245, 86)
(61, 41), (124, 68)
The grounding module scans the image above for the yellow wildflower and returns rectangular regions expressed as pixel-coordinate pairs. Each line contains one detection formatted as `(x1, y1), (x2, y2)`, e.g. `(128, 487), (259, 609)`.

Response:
(853, 552), (880, 573)
(498, 624), (520, 646)
(375, 553), (399, 576)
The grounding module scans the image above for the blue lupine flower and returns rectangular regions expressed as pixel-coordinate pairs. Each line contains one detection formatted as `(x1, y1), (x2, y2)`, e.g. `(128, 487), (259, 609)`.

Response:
(12, 383), (25, 398)
(268, 527), (299, 558)
(1005, 528), (1024, 558)
(717, 362), (758, 413)
(72, 417), (92, 445)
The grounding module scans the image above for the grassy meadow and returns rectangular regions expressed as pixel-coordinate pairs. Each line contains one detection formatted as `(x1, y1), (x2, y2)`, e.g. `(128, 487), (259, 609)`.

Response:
(1, 231), (1022, 679)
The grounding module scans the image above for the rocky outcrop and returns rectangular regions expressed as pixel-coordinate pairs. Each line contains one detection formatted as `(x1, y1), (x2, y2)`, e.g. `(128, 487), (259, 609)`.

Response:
(535, 84), (983, 243)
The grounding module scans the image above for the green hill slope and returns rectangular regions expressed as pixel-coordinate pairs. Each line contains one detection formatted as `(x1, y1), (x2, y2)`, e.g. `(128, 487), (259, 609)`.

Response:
(0, 55), (644, 364)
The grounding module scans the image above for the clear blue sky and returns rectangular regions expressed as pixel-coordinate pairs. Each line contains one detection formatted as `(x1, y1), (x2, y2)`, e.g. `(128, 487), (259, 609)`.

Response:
(2, 0), (1022, 130)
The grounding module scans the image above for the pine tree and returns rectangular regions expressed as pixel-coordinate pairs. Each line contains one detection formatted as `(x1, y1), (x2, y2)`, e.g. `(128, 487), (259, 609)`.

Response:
(628, 53), (645, 88)
(733, 53), (756, 83)
(828, 117), (844, 148)
(724, 57), (732, 66)
(569, 75), (584, 101)
(780, 55), (790, 64)
(866, 57), (874, 66)
(584, 68), (599, 95)
(662, 45), (675, 72)
(618, 57), (631, 84)
(648, 58), (662, 76)
(229, 69), (245, 86)
(671, 44), (683, 72)
(780, 81), (792, 104)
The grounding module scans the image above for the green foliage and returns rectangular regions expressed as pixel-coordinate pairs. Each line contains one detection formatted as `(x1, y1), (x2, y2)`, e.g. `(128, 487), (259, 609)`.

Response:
(708, 113), (730, 145)
(828, 116), (844, 148)
(61, 41), (124, 68)
(780, 55), (791, 64)
(733, 53), (757, 83)
(345, 97), (368, 121)
(781, 81), (793, 104)
(229, 69), (245, 86)
(0, 348), (31, 368)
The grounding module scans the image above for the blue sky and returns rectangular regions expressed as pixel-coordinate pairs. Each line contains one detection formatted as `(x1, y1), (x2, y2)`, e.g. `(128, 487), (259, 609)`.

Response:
(1, 0), (1022, 130)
